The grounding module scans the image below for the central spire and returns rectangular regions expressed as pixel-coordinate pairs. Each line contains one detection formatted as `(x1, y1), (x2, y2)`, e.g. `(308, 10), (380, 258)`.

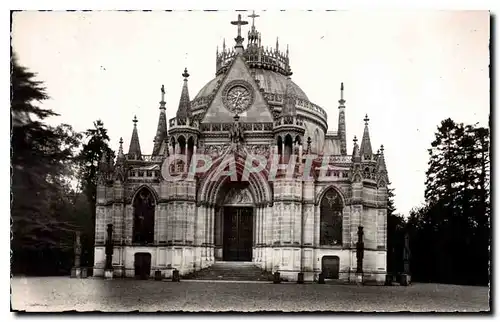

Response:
(249, 10), (259, 28)
(247, 10), (261, 47)
(231, 13), (248, 53)
(216, 12), (291, 77)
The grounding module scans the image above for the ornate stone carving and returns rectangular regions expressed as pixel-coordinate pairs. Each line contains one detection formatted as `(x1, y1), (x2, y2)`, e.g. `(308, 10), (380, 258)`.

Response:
(204, 144), (231, 159)
(247, 144), (271, 156)
(223, 187), (253, 205)
(222, 80), (255, 114)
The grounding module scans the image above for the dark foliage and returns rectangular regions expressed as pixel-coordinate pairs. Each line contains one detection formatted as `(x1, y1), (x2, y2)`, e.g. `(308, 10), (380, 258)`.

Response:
(406, 119), (490, 285)
(11, 54), (83, 275)
(76, 120), (114, 267)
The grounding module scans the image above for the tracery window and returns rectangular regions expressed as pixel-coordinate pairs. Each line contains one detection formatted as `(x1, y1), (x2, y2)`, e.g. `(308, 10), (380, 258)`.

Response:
(320, 188), (343, 246)
(133, 187), (155, 244)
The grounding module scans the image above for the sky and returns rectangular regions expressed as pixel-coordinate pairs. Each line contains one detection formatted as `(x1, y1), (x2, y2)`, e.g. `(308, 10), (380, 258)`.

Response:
(11, 10), (490, 215)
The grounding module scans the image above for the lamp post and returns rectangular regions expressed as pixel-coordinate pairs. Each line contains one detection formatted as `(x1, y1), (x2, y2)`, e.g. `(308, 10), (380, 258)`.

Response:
(104, 224), (114, 279)
(356, 226), (364, 284)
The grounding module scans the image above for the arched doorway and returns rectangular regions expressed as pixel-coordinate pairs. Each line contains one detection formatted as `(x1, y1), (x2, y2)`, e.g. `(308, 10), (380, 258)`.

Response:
(218, 183), (254, 261)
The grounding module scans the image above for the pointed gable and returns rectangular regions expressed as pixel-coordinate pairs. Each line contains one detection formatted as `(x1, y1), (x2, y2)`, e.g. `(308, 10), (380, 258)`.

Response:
(201, 55), (273, 123)
(359, 114), (373, 158)
(176, 68), (192, 120)
(128, 115), (142, 160)
(152, 108), (167, 156)
(152, 85), (167, 156)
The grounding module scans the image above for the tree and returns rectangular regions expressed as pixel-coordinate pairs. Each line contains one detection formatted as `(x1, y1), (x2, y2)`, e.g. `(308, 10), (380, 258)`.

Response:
(76, 120), (115, 267)
(11, 54), (82, 274)
(409, 119), (490, 285)
(386, 187), (406, 275)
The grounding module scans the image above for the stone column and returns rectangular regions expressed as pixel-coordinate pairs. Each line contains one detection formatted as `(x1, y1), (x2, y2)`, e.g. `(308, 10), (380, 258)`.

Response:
(194, 204), (205, 270)
(313, 205), (321, 273)
(265, 204), (273, 271)
(259, 206), (264, 264)
(214, 206), (223, 261)
(209, 206), (215, 263)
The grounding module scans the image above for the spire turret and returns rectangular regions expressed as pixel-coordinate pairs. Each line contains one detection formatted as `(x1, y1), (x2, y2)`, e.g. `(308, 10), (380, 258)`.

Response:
(128, 115), (142, 160)
(282, 76), (297, 116)
(247, 11), (260, 47)
(117, 137), (125, 161)
(377, 144), (387, 172)
(352, 135), (360, 160)
(359, 114), (373, 159)
(152, 85), (168, 156)
(338, 82), (347, 155)
(176, 68), (192, 120)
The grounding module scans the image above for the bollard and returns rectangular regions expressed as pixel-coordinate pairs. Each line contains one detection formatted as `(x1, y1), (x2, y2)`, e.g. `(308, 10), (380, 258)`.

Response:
(81, 268), (88, 279)
(297, 272), (304, 284)
(385, 274), (393, 286)
(318, 272), (325, 284)
(172, 269), (180, 282)
(104, 269), (113, 280)
(273, 272), (281, 284)
(400, 274), (411, 286)
(155, 270), (163, 281)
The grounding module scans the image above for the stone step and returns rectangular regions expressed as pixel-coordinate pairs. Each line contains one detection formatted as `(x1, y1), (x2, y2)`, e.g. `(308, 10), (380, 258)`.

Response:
(186, 261), (273, 281)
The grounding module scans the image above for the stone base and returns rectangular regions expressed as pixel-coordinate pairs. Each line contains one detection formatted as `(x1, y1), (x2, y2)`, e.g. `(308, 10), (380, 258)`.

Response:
(70, 267), (81, 278)
(400, 274), (411, 286)
(104, 269), (114, 280)
(385, 274), (394, 286)
(356, 273), (363, 285)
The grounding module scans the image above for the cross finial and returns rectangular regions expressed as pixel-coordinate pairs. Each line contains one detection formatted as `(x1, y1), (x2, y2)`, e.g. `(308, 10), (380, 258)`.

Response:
(182, 67), (190, 79)
(339, 82), (346, 105)
(364, 114), (370, 125)
(231, 14), (248, 45)
(248, 11), (259, 28)
(353, 135), (358, 144)
(380, 144), (385, 153)
(133, 115), (138, 125)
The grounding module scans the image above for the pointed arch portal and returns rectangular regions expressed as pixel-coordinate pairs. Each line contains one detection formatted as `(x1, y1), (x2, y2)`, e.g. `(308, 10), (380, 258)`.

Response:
(319, 187), (343, 246)
(219, 182), (254, 261)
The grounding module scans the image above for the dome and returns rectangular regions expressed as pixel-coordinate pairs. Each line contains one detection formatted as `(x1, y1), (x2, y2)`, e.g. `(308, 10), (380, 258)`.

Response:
(194, 68), (309, 101)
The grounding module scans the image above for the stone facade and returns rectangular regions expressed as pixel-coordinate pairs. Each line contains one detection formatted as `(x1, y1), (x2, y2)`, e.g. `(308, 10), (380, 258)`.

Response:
(93, 14), (389, 283)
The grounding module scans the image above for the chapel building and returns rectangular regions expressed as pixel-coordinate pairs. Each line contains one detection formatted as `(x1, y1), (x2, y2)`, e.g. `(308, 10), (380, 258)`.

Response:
(93, 13), (389, 283)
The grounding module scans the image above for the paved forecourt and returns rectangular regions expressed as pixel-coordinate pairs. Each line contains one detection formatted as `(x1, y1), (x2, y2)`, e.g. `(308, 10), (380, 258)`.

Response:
(11, 277), (489, 312)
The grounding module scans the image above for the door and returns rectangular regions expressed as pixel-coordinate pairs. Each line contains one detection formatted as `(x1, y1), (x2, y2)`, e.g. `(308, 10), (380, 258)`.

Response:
(134, 252), (152, 279)
(322, 256), (340, 279)
(223, 207), (253, 261)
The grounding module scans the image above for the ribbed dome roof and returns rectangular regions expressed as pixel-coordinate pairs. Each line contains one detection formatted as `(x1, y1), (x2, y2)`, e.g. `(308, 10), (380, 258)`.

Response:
(194, 68), (309, 101)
